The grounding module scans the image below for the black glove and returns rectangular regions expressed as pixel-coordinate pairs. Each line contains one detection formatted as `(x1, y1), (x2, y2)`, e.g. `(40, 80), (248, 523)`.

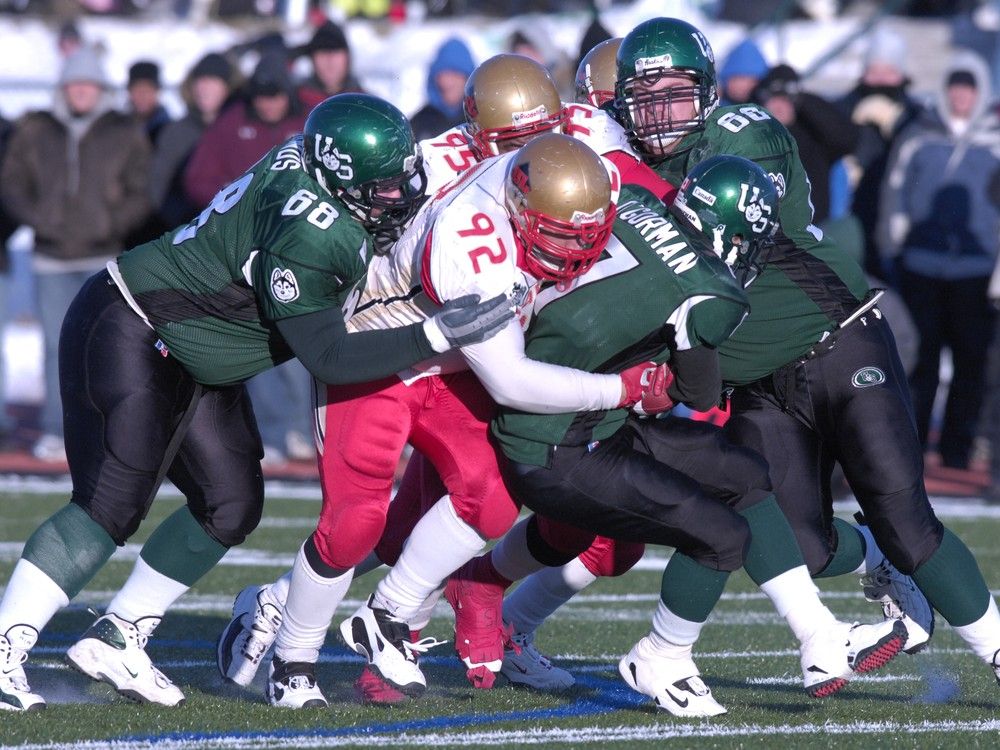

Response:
(424, 293), (514, 351)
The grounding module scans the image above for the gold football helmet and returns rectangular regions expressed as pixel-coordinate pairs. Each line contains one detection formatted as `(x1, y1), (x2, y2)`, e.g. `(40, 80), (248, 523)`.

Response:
(463, 54), (567, 158)
(575, 38), (622, 107)
(505, 133), (617, 282)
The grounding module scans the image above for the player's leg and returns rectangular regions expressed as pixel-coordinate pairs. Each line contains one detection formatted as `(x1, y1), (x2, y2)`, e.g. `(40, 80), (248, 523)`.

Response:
(68, 384), (261, 706)
(640, 416), (906, 698)
(347, 372), (520, 689)
(0, 272), (197, 711)
(270, 377), (415, 706)
(831, 317), (1000, 681)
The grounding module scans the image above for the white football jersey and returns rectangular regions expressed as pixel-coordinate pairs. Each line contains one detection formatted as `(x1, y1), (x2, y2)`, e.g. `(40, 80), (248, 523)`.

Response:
(563, 102), (638, 160)
(420, 125), (479, 195)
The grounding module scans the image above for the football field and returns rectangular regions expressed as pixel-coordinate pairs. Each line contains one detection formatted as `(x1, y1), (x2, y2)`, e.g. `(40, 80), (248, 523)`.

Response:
(2, 485), (1000, 749)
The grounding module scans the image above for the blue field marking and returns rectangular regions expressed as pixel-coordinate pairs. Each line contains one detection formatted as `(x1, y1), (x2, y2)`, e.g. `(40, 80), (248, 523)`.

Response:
(113, 674), (647, 746)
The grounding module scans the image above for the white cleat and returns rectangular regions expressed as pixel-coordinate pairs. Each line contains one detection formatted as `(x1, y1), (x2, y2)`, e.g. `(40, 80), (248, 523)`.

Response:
(339, 596), (443, 698)
(0, 625), (45, 712)
(801, 618), (907, 698)
(862, 558), (933, 654)
(265, 657), (328, 708)
(618, 636), (726, 717)
(217, 584), (283, 686)
(501, 632), (575, 691)
(66, 612), (184, 706)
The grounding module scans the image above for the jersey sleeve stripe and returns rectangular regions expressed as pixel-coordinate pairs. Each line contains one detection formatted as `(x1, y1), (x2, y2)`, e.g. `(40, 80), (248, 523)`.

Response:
(419, 229), (443, 306)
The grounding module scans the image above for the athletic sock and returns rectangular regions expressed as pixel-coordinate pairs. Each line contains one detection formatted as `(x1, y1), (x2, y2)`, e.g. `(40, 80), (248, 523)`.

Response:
(952, 598), (1000, 664)
(372, 495), (486, 621)
(648, 600), (704, 651)
(813, 517), (868, 577)
(0, 559), (70, 635)
(658, 552), (729, 624)
(739, 495), (805, 584)
(106, 556), (189, 622)
(138, 506), (228, 587)
(274, 540), (353, 664)
(21, 503), (116, 599)
(410, 584), (445, 633)
(490, 517), (543, 584)
(912, 528), (992, 627)
(759, 566), (837, 643)
(270, 570), (292, 608)
(502, 557), (597, 635)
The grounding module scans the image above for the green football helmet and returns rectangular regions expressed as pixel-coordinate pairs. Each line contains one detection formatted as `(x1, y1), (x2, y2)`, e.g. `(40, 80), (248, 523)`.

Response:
(615, 17), (718, 154)
(669, 154), (778, 284)
(303, 93), (426, 249)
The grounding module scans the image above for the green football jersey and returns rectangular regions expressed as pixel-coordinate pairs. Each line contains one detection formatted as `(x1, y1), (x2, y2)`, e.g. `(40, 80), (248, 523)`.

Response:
(652, 104), (870, 385)
(118, 137), (372, 386)
(493, 183), (748, 467)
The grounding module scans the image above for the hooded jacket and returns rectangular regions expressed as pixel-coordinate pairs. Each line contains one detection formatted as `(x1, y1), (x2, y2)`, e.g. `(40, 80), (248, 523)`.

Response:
(410, 37), (476, 141)
(0, 49), (151, 263)
(878, 50), (1000, 279)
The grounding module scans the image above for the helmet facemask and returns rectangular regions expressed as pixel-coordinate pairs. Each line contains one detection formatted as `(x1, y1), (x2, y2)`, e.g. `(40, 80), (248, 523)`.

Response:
(512, 203), (617, 282)
(617, 68), (715, 156)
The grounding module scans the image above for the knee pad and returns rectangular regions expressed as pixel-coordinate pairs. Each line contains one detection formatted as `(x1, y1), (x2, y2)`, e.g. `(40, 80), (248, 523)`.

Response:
(315, 499), (388, 570)
(451, 481), (520, 541)
(578, 537), (645, 578)
(191, 476), (264, 548)
(530, 515), (595, 565)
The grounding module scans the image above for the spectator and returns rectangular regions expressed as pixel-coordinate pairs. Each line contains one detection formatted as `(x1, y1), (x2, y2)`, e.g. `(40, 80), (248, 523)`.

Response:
(575, 13), (612, 74)
(183, 51), (311, 464)
(149, 52), (236, 229)
(717, 38), (768, 106)
(0, 46), (151, 461)
(507, 26), (573, 100)
(752, 63), (859, 225)
(987, 254), (1000, 501)
(127, 60), (171, 146)
(878, 50), (1000, 470)
(0, 114), (18, 443)
(294, 20), (364, 111)
(839, 27), (925, 278)
(56, 20), (83, 58)
(125, 61), (173, 249)
(410, 37), (475, 141)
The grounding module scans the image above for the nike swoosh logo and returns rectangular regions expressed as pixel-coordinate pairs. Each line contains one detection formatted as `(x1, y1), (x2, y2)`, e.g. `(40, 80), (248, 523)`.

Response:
(807, 665), (829, 674)
(512, 663), (529, 675)
(124, 664), (139, 679)
(664, 685), (689, 708)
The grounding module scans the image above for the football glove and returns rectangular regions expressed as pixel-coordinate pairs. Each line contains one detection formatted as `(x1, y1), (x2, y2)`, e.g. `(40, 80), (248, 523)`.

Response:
(424, 293), (515, 351)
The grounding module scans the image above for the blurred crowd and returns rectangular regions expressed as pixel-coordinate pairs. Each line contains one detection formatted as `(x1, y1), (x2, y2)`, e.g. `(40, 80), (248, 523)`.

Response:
(1, 7), (1000, 502)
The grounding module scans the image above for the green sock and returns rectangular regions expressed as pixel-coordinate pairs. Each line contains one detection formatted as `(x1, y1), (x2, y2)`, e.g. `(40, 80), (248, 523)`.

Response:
(912, 528), (991, 627)
(22, 503), (117, 599)
(139, 506), (228, 587)
(814, 517), (866, 578)
(739, 495), (805, 585)
(659, 552), (730, 623)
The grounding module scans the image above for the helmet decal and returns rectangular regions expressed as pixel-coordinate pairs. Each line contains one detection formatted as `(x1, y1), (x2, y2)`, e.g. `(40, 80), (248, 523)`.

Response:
(511, 104), (552, 128)
(692, 31), (714, 63)
(635, 53), (673, 74)
(313, 134), (354, 181)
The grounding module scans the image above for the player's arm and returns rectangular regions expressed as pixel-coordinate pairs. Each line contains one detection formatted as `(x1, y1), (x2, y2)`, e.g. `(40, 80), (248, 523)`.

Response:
(461, 321), (624, 413)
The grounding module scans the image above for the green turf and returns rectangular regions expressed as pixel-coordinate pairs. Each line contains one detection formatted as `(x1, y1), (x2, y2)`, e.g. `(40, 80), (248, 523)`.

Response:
(1, 491), (999, 749)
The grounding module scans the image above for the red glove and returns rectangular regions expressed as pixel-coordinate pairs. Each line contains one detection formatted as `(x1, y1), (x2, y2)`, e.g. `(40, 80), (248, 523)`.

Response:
(618, 360), (675, 411)
(634, 363), (676, 416)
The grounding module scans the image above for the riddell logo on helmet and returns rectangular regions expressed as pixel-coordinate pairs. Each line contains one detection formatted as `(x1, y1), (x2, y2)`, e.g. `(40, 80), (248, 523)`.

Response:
(635, 54), (672, 74)
(511, 105), (550, 127)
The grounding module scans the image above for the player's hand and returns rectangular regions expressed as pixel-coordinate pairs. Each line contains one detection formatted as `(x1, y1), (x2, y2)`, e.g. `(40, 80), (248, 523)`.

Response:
(424, 293), (515, 351)
(633, 362), (675, 416)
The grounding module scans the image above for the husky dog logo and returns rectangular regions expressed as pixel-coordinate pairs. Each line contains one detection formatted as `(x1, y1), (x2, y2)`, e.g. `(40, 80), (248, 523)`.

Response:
(270, 267), (300, 303)
(313, 135), (354, 181)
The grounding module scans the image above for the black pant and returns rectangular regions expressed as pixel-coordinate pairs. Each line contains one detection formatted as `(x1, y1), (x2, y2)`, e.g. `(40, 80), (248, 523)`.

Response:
(726, 312), (944, 575)
(60, 271), (264, 547)
(502, 416), (772, 572)
(900, 270), (996, 467)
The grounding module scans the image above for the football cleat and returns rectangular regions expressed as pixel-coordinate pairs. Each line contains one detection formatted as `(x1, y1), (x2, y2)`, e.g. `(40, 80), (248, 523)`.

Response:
(501, 631), (575, 691)
(801, 618), (907, 698)
(618, 636), (726, 717)
(354, 665), (408, 705)
(0, 625), (45, 712)
(66, 612), (184, 706)
(444, 569), (516, 689)
(992, 648), (1000, 686)
(339, 596), (443, 697)
(217, 584), (283, 686)
(266, 657), (328, 708)
(861, 558), (934, 654)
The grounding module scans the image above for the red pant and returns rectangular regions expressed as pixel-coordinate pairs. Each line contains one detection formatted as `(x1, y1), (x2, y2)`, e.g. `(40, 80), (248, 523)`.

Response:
(532, 515), (646, 578)
(313, 371), (518, 569)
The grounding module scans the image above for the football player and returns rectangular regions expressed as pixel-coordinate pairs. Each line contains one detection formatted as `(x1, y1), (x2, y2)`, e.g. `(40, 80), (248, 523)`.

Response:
(0, 94), (516, 712)
(499, 16), (1000, 693)
(218, 134), (669, 709)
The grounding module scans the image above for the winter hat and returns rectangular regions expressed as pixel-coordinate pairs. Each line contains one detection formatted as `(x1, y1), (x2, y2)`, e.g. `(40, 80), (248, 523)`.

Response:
(426, 37), (475, 119)
(128, 60), (160, 88)
(719, 39), (768, 88)
(58, 45), (108, 88)
(297, 20), (349, 56)
(189, 52), (232, 82)
(248, 53), (292, 97)
(947, 70), (977, 88)
(754, 63), (801, 100)
(863, 28), (908, 74)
